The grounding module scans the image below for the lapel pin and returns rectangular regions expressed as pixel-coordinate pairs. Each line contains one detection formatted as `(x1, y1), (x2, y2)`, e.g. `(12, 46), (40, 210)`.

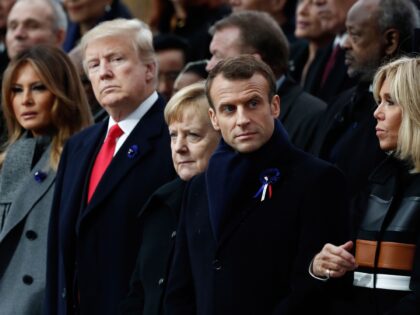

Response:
(253, 168), (281, 202)
(127, 145), (139, 159)
(34, 170), (47, 183)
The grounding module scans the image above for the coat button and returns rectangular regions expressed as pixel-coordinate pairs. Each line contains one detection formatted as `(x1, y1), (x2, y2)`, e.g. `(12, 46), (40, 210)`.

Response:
(171, 230), (176, 239)
(212, 259), (222, 271)
(22, 275), (33, 285)
(158, 278), (165, 286)
(62, 288), (66, 299)
(26, 230), (38, 240)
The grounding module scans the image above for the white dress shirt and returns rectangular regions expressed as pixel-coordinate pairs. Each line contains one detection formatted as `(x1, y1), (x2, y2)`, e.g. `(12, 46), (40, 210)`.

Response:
(104, 91), (159, 156)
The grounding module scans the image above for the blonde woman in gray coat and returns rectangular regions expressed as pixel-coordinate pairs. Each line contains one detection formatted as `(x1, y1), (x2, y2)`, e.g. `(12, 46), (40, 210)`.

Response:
(0, 45), (92, 315)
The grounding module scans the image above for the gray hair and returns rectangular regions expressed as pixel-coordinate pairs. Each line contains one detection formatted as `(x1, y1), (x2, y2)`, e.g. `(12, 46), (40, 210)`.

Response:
(16, 0), (67, 32)
(378, 0), (420, 54)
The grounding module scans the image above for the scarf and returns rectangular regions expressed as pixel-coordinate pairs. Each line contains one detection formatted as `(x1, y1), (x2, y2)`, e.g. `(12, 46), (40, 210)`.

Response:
(206, 120), (291, 239)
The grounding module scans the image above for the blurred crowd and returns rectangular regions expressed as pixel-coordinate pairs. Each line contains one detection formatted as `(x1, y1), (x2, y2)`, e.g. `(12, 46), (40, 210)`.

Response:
(0, 0), (419, 314)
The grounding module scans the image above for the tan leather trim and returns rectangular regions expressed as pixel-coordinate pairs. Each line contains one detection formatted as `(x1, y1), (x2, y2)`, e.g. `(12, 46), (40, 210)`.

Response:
(355, 239), (415, 271)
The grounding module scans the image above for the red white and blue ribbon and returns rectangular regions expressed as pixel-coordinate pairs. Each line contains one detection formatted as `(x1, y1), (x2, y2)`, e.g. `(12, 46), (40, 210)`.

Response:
(253, 168), (280, 201)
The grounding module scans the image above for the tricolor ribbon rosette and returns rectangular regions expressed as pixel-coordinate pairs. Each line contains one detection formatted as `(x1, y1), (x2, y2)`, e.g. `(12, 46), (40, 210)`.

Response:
(253, 168), (280, 202)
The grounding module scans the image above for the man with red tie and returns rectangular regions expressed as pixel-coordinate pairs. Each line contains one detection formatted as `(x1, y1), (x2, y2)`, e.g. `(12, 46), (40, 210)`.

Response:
(44, 19), (176, 315)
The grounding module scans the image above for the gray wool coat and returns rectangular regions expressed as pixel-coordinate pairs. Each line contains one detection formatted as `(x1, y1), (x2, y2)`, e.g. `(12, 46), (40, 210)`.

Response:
(0, 136), (55, 315)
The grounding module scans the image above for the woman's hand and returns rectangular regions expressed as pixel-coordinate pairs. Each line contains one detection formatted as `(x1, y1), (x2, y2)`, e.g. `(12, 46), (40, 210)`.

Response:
(312, 241), (357, 278)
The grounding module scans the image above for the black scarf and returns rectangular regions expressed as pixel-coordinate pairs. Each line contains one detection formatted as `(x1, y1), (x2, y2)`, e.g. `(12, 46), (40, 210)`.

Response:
(206, 120), (291, 239)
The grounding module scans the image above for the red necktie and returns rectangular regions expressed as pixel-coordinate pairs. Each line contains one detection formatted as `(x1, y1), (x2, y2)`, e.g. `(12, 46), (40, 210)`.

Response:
(88, 124), (124, 202)
(321, 44), (340, 87)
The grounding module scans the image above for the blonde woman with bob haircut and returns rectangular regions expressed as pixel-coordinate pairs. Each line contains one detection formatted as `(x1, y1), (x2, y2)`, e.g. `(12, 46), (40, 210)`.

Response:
(310, 56), (420, 315)
(0, 44), (92, 315)
(373, 56), (420, 171)
(121, 81), (220, 315)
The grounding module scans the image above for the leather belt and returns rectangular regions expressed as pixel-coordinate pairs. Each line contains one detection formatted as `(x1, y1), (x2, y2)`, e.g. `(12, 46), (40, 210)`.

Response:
(355, 239), (415, 271)
(353, 271), (411, 291)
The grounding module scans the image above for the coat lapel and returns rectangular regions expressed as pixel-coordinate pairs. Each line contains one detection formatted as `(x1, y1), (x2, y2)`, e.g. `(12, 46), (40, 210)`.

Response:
(0, 146), (55, 243)
(215, 148), (296, 249)
(216, 201), (256, 248)
(79, 99), (166, 224)
(216, 177), (285, 249)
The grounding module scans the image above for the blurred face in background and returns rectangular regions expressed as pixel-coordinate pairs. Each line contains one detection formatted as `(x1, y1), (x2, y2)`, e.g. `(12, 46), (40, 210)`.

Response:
(11, 62), (55, 137)
(314, 0), (356, 34)
(6, 0), (61, 58)
(169, 105), (220, 180)
(295, 0), (327, 41)
(68, 45), (101, 115)
(207, 26), (242, 72)
(157, 48), (185, 101)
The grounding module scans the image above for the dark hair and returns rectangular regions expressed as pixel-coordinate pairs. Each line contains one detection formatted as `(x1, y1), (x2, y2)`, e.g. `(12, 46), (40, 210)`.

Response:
(181, 59), (208, 80)
(205, 55), (276, 108)
(209, 10), (289, 77)
(378, 0), (420, 55)
(153, 33), (190, 60)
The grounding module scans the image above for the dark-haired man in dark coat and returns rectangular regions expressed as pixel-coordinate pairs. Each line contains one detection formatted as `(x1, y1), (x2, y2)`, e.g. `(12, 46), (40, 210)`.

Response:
(309, 0), (419, 198)
(165, 55), (349, 315)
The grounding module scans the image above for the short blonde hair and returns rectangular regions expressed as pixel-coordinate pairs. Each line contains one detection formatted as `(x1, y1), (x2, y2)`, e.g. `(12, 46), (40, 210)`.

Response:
(373, 56), (420, 172)
(80, 18), (156, 74)
(164, 81), (210, 126)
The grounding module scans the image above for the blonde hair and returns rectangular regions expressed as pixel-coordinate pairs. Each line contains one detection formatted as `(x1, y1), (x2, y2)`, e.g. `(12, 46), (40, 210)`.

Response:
(1, 45), (93, 170)
(373, 56), (420, 172)
(80, 18), (156, 74)
(164, 81), (211, 126)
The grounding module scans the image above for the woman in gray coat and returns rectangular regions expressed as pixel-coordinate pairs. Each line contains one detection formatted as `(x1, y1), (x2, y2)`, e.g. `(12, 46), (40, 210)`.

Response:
(0, 45), (92, 314)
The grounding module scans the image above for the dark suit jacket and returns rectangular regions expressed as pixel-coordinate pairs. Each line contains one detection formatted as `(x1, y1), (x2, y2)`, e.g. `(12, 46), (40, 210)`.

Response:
(165, 142), (349, 315)
(310, 84), (387, 197)
(120, 178), (186, 315)
(311, 42), (356, 104)
(278, 76), (327, 151)
(45, 96), (176, 315)
(289, 40), (356, 104)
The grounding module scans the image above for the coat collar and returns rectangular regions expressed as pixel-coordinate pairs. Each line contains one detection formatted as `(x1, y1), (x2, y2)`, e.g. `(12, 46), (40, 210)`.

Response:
(77, 96), (167, 225)
(137, 177), (186, 220)
(206, 120), (297, 245)
(368, 155), (405, 184)
(0, 144), (55, 242)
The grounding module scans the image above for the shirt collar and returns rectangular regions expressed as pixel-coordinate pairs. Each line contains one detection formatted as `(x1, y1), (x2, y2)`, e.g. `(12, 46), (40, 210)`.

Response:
(107, 91), (158, 136)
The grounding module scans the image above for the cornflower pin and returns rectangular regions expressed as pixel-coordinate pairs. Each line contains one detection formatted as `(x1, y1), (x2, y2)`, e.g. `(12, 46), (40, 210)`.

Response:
(127, 145), (139, 159)
(34, 170), (47, 183)
(253, 168), (280, 202)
